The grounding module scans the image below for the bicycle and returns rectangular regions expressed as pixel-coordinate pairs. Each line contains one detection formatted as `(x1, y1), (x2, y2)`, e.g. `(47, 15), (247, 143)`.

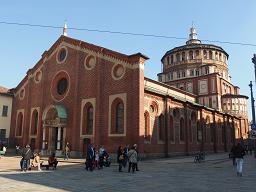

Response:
(194, 152), (205, 163)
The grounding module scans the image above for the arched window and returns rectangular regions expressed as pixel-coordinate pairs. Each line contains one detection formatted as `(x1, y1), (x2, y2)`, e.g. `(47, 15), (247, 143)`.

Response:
(180, 118), (185, 141)
(189, 119), (192, 142)
(219, 53), (222, 61)
(203, 50), (207, 59)
(189, 51), (193, 60)
(210, 124), (215, 143)
(209, 51), (213, 59)
(205, 116), (210, 143)
(111, 98), (124, 134)
(215, 52), (219, 60)
(195, 50), (200, 58)
(144, 112), (150, 141)
(31, 110), (38, 135)
(181, 52), (185, 61)
(222, 124), (225, 144)
(170, 55), (173, 64)
(82, 103), (94, 135)
(159, 114), (164, 141)
(176, 53), (181, 62)
(16, 112), (23, 136)
(167, 56), (170, 65)
(205, 66), (209, 74)
(169, 115), (174, 141)
(197, 121), (202, 142)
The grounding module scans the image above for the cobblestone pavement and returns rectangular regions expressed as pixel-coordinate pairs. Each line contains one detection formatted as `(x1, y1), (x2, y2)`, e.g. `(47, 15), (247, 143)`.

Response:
(0, 153), (255, 192)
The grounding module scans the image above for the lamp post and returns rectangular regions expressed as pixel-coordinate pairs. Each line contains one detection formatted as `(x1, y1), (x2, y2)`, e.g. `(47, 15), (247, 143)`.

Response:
(249, 81), (256, 130)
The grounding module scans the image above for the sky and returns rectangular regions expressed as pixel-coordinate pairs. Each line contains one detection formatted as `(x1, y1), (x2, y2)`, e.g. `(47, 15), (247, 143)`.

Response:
(0, 0), (256, 121)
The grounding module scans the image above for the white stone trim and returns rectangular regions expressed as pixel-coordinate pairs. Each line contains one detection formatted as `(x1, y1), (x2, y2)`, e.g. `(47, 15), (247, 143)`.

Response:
(108, 93), (127, 137)
(84, 54), (96, 70)
(80, 98), (96, 138)
(49, 42), (143, 70)
(56, 46), (68, 64)
(15, 109), (25, 137)
(50, 70), (71, 102)
(111, 63), (126, 80)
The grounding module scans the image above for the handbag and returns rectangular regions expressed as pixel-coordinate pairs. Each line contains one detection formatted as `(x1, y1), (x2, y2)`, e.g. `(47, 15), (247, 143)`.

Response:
(119, 154), (124, 161)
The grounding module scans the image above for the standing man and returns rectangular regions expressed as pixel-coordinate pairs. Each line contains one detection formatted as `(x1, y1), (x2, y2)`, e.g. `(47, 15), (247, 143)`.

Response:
(234, 143), (246, 177)
(21, 144), (33, 172)
(64, 142), (70, 160)
(86, 144), (95, 171)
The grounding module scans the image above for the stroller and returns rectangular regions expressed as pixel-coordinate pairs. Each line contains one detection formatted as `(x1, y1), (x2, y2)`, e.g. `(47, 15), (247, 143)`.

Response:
(99, 151), (111, 167)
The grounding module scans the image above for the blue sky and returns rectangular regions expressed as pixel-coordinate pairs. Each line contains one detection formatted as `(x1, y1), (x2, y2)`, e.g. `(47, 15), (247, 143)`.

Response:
(1, 0), (256, 120)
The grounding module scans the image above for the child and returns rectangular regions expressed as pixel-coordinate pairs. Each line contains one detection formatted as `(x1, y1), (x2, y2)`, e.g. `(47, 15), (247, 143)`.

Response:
(95, 151), (100, 169)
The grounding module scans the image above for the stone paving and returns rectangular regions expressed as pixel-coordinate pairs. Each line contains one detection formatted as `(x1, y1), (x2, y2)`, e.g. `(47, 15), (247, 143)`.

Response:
(0, 153), (255, 192)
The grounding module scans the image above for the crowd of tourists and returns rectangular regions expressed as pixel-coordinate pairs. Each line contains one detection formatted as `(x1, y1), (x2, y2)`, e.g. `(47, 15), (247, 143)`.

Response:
(19, 144), (58, 172)
(85, 145), (111, 171)
(117, 144), (139, 173)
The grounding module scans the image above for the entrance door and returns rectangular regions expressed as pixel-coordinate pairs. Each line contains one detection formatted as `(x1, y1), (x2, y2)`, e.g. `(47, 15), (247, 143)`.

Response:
(50, 128), (58, 151)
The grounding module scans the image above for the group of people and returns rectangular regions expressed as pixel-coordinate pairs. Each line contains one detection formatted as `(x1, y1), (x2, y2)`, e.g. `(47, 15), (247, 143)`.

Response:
(20, 144), (58, 172)
(230, 142), (246, 177)
(117, 144), (139, 173)
(85, 145), (111, 171)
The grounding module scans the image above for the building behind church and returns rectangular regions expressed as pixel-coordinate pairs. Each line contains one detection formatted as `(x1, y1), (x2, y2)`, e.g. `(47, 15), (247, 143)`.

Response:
(9, 26), (249, 157)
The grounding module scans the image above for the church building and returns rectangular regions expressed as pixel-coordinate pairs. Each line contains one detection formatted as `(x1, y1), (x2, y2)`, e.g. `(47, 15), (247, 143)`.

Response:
(9, 26), (248, 157)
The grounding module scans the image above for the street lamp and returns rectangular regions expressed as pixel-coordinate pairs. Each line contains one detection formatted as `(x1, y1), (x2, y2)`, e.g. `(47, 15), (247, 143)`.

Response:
(249, 81), (256, 130)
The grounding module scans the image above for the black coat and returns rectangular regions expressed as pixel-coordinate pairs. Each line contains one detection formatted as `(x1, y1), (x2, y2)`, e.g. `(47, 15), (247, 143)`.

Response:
(234, 145), (246, 159)
(21, 147), (33, 160)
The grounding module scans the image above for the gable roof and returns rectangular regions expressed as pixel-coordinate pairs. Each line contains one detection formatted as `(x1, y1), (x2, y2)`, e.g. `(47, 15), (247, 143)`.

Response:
(14, 35), (149, 92)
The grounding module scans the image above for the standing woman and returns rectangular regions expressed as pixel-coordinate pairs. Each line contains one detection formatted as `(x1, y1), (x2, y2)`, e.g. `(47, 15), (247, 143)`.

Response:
(128, 145), (138, 173)
(117, 146), (124, 172)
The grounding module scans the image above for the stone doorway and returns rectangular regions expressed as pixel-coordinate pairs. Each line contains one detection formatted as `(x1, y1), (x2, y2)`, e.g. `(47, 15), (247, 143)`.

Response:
(42, 105), (67, 156)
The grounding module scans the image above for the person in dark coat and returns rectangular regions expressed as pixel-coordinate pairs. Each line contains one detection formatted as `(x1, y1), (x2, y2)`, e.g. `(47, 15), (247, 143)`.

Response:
(86, 144), (95, 171)
(21, 144), (33, 171)
(233, 143), (246, 177)
(117, 146), (124, 172)
(230, 144), (236, 166)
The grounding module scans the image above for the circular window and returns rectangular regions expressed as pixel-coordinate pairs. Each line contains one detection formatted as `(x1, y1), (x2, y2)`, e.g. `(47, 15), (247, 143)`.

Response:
(51, 71), (70, 102)
(56, 47), (68, 64)
(84, 55), (96, 70)
(112, 64), (125, 80)
(57, 78), (68, 95)
(34, 70), (42, 83)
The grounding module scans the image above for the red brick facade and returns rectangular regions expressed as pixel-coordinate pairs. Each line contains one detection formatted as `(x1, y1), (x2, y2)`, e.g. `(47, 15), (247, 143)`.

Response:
(9, 35), (248, 158)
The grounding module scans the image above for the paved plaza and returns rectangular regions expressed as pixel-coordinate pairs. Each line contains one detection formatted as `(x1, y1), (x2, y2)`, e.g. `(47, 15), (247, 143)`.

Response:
(0, 153), (255, 192)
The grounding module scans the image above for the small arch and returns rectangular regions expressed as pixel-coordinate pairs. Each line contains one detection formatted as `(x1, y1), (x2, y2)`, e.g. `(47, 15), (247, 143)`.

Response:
(180, 117), (185, 141)
(181, 52), (186, 61)
(209, 51), (213, 59)
(158, 114), (165, 141)
(144, 111), (150, 141)
(189, 51), (193, 60)
(176, 53), (181, 62)
(30, 109), (39, 135)
(203, 50), (207, 59)
(16, 112), (23, 136)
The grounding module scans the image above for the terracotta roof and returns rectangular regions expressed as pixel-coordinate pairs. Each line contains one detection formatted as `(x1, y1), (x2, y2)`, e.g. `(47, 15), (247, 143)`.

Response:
(0, 86), (8, 93)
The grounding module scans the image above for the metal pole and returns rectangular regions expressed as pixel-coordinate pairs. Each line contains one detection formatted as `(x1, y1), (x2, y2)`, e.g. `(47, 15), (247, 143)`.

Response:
(249, 81), (256, 129)
(252, 54), (256, 83)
